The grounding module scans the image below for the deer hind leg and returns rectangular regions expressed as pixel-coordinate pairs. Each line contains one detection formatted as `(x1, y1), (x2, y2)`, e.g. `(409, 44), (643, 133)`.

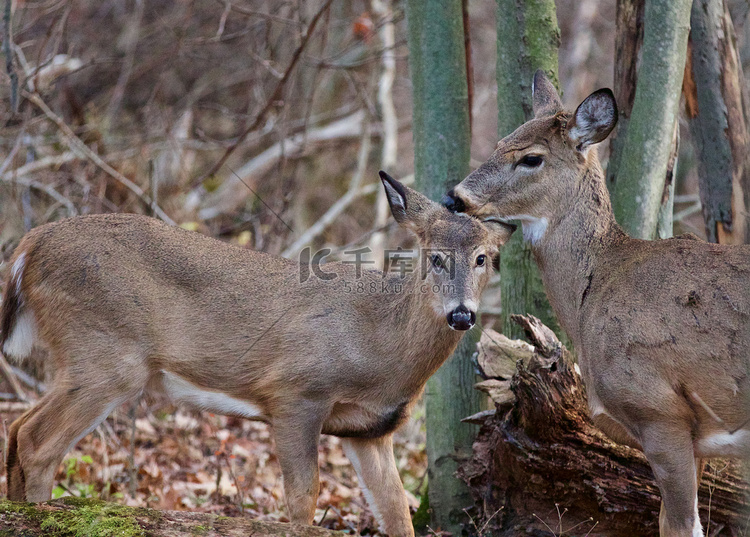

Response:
(642, 422), (703, 537)
(341, 435), (413, 537)
(6, 401), (46, 500)
(14, 359), (144, 502)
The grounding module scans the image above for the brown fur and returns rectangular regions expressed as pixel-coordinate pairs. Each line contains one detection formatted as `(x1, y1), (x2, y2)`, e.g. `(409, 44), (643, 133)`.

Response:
(451, 71), (749, 537)
(1, 176), (511, 537)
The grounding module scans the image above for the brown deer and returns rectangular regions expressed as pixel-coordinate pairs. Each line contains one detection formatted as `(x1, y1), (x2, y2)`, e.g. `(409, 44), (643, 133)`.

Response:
(444, 71), (750, 537)
(0, 172), (513, 537)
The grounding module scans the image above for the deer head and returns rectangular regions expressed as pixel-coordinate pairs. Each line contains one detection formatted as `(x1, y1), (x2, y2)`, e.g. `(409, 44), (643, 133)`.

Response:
(443, 70), (618, 245)
(380, 171), (513, 329)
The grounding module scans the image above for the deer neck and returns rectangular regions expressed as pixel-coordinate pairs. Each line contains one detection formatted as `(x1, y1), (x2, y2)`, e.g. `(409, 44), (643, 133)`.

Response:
(374, 268), (465, 393)
(530, 160), (628, 347)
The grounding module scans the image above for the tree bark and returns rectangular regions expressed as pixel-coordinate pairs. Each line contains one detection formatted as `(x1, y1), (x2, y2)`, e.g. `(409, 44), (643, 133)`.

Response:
(609, 0), (691, 240)
(495, 0), (563, 341)
(0, 498), (341, 537)
(405, 1), (480, 533)
(685, 0), (750, 244)
(459, 316), (750, 536)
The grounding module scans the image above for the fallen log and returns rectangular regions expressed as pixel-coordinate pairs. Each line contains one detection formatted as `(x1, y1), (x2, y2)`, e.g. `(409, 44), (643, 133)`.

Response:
(460, 315), (750, 536)
(0, 497), (343, 537)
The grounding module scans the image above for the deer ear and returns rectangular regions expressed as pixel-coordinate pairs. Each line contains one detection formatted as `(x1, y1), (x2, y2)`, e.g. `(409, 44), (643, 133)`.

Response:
(379, 171), (435, 232)
(568, 88), (618, 150)
(482, 217), (517, 246)
(532, 70), (563, 118)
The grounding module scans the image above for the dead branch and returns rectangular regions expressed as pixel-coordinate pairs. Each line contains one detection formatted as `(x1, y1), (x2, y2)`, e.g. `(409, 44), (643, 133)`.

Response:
(197, 0), (336, 184)
(281, 121), (372, 259)
(24, 91), (175, 225)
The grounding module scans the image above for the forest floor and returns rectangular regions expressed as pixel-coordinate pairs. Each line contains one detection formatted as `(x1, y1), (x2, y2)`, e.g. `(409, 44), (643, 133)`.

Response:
(0, 397), (428, 535)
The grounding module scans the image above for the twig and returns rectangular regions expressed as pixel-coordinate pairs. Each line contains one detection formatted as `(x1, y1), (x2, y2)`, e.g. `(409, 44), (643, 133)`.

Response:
(281, 122), (372, 259)
(24, 91), (175, 225)
(1, 173), (77, 216)
(196, 0), (335, 185)
(0, 353), (27, 402)
(103, 0), (144, 132)
(368, 0), (398, 269)
(4, 0), (17, 115)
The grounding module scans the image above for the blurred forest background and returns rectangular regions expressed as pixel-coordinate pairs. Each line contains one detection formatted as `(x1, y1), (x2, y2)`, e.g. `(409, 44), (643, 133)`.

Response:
(1, 0), (750, 535)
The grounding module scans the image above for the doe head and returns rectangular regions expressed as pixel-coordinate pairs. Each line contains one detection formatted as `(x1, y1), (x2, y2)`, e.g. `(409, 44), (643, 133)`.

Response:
(379, 171), (514, 330)
(444, 70), (618, 244)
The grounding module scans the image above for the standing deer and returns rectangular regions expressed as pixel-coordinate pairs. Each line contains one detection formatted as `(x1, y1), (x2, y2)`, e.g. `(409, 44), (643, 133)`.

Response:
(444, 71), (750, 537)
(0, 172), (513, 537)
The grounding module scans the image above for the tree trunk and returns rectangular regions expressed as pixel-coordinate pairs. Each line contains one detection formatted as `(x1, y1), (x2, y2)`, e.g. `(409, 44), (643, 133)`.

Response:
(685, 0), (750, 244)
(495, 0), (563, 341)
(405, 1), (480, 533)
(0, 498), (341, 537)
(459, 316), (750, 537)
(609, 0), (691, 240)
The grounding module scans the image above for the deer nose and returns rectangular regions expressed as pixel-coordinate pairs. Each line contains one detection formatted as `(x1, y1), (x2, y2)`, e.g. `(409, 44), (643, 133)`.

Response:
(442, 189), (466, 213)
(447, 305), (476, 331)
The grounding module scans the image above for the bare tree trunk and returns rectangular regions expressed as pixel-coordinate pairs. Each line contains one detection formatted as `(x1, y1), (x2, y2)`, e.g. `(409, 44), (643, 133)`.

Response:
(495, 0), (563, 341)
(0, 498), (341, 537)
(459, 316), (750, 537)
(405, 1), (480, 533)
(685, 0), (750, 244)
(609, 0), (691, 240)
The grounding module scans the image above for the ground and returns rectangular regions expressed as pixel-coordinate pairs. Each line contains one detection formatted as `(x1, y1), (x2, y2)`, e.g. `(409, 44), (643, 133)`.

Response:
(0, 397), (428, 535)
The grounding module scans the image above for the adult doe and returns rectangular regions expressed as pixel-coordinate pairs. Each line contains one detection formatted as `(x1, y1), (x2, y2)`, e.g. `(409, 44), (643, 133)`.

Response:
(1, 172), (513, 537)
(444, 71), (750, 537)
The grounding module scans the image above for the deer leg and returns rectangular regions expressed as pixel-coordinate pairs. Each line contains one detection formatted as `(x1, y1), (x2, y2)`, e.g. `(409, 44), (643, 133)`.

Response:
(341, 435), (413, 537)
(15, 383), (132, 502)
(6, 401), (46, 500)
(272, 408), (325, 525)
(642, 423), (703, 537)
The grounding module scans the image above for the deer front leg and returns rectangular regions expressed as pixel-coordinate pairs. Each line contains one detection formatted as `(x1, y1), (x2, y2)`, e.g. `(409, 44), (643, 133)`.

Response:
(341, 435), (413, 537)
(641, 423), (703, 537)
(273, 409), (324, 525)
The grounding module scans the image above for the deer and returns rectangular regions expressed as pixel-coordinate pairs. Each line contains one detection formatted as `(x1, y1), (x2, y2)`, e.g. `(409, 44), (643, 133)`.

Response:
(0, 171), (513, 537)
(443, 71), (750, 537)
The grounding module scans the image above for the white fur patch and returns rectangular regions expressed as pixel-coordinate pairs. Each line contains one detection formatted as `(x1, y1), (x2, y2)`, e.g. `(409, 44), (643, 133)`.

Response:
(503, 215), (549, 244)
(11, 252), (26, 295)
(3, 310), (37, 360)
(692, 497), (703, 537)
(161, 371), (265, 419)
(341, 441), (386, 531)
(695, 429), (750, 458)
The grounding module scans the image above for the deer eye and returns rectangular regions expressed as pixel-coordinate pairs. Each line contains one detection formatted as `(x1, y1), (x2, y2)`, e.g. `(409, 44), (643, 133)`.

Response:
(431, 254), (444, 271)
(476, 254), (486, 267)
(518, 154), (543, 168)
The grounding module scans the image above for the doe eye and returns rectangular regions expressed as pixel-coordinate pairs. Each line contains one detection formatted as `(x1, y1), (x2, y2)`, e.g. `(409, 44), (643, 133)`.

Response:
(476, 254), (486, 267)
(518, 154), (543, 168)
(431, 254), (444, 271)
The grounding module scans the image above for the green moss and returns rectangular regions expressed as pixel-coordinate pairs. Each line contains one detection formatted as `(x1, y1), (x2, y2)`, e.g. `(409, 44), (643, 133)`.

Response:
(0, 499), (147, 537)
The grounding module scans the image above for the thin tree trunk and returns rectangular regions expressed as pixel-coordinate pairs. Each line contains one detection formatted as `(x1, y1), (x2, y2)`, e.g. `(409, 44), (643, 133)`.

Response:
(685, 0), (750, 244)
(609, 0), (691, 240)
(405, 1), (480, 533)
(495, 0), (563, 341)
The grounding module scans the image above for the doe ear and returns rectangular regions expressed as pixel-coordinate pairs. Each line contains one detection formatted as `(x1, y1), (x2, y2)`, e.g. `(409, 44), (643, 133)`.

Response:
(379, 171), (435, 233)
(482, 217), (517, 246)
(568, 88), (618, 150)
(532, 70), (563, 118)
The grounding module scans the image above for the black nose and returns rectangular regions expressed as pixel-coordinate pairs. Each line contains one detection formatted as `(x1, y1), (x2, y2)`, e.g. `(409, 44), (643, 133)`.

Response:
(447, 304), (476, 331)
(442, 189), (466, 213)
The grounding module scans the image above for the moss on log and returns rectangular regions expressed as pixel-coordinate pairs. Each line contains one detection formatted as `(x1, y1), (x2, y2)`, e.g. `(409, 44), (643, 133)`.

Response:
(0, 498), (343, 537)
